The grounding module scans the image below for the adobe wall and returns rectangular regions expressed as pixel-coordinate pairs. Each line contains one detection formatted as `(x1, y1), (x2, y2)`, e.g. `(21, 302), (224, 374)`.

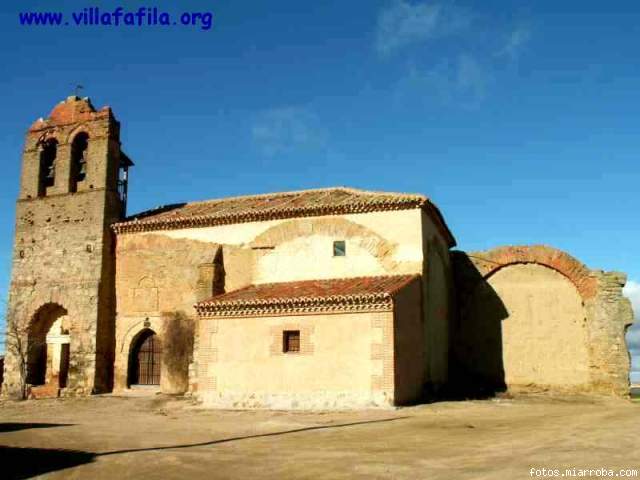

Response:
(392, 278), (425, 404)
(159, 209), (426, 282)
(196, 310), (396, 409)
(420, 211), (453, 390)
(451, 245), (634, 396)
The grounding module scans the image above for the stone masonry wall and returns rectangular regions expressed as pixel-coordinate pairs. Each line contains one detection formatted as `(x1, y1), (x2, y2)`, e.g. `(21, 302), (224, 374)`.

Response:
(2, 97), (124, 398)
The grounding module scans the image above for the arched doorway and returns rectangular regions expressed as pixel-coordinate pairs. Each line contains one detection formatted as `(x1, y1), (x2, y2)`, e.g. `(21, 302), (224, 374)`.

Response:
(128, 330), (162, 386)
(27, 303), (70, 387)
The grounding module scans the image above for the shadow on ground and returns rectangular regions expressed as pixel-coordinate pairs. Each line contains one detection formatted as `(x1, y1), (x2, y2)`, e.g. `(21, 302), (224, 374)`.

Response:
(1, 446), (95, 480)
(0, 423), (73, 433)
(0, 416), (408, 477)
(99, 416), (408, 456)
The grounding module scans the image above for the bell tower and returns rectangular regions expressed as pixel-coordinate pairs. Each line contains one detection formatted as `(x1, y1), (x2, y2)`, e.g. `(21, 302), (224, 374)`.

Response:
(3, 96), (133, 398)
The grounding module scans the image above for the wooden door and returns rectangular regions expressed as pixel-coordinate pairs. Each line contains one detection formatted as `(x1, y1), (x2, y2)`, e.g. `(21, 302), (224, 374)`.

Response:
(136, 333), (161, 385)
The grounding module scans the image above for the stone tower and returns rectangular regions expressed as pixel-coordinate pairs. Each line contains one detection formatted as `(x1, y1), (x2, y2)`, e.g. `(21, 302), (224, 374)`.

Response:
(2, 96), (132, 398)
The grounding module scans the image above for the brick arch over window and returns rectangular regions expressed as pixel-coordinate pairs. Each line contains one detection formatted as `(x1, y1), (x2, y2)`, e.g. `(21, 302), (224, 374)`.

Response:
(250, 217), (399, 271)
(470, 245), (597, 301)
(66, 124), (93, 144)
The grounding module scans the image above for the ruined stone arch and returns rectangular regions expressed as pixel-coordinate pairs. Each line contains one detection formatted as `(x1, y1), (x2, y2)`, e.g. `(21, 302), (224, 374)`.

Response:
(28, 303), (69, 338)
(250, 217), (399, 271)
(469, 245), (597, 302)
(452, 245), (599, 393)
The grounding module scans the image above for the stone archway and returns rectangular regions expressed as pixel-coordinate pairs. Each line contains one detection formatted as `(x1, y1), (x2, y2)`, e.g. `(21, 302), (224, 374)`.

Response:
(128, 329), (162, 387)
(27, 303), (70, 390)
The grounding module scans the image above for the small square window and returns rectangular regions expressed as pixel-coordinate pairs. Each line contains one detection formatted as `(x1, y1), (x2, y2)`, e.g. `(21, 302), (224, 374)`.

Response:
(283, 330), (300, 353)
(333, 240), (346, 257)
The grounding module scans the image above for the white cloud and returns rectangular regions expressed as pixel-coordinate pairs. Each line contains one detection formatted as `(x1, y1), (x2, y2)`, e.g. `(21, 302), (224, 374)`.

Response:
(496, 25), (531, 60)
(395, 54), (490, 108)
(375, 0), (471, 56)
(628, 327), (640, 354)
(251, 107), (327, 157)
(456, 54), (488, 101)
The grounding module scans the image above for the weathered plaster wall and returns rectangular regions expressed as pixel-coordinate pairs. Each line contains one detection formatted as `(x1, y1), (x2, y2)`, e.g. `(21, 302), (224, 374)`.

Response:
(196, 310), (396, 409)
(160, 209), (425, 282)
(486, 263), (590, 388)
(451, 245), (634, 396)
(421, 211), (453, 390)
(392, 278), (425, 404)
(114, 234), (220, 393)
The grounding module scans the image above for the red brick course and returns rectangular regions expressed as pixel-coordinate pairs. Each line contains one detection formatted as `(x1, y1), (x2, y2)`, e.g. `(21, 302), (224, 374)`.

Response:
(467, 245), (597, 300)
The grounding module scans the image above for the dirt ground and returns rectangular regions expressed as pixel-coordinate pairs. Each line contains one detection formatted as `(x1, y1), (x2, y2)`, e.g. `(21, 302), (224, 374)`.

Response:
(0, 393), (638, 480)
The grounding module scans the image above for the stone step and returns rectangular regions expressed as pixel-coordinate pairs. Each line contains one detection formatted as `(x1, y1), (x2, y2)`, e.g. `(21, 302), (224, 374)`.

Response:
(28, 384), (60, 399)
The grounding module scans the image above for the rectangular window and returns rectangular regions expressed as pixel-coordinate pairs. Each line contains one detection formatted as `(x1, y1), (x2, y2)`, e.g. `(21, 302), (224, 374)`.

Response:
(283, 330), (300, 353)
(333, 240), (346, 257)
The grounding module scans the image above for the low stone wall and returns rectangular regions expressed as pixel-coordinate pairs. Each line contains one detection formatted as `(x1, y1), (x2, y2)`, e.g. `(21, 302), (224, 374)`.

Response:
(450, 245), (634, 397)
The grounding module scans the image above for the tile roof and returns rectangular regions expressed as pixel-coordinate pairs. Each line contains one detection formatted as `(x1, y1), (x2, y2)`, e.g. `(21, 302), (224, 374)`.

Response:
(195, 274), (420, 317)
(112, 187), (455, 246)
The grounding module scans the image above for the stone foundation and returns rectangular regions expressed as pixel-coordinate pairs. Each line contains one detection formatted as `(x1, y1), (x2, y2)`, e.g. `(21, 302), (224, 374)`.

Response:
(198, 391), (394, 410)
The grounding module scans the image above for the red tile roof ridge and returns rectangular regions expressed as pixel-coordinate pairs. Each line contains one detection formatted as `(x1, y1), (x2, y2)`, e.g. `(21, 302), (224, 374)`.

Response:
(111, 186), (455, 247)
(195, 274), (420, 316)
(182, 186), (428, 207)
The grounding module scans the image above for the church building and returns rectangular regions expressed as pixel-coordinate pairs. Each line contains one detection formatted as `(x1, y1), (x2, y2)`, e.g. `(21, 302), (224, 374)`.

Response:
(1, 97), (634, 408)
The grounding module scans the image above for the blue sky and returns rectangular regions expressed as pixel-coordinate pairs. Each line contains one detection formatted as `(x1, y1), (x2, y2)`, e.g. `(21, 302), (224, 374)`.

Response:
(0, 1), (638, 380)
